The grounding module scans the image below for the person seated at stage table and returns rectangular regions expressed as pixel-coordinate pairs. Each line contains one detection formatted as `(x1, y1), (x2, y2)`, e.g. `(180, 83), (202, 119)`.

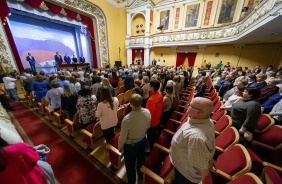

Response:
(64, 53), (71, 64)
(69, 76), (81, 95)
(26, 53), (36, 72)
(80, 54), (85, 63)
(61, 84), (78, 121)
(72, 55), (77, 63)
(76, 85), (97, 129)
(32, 75), (50, 103)
(46, 82), (63, 112)
(54, 52), (63, 65)
(58, 75), (69, 87)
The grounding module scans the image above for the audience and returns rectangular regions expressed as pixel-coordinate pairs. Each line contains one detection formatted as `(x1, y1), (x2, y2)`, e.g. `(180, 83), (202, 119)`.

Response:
(261, 85), (282, 113)
(3, 73), (19, 102)
(194, 76), (207, 97)
(124, 71), (134, 92)
(220, 85), (245, 113)
(269, 98), (282, 125)
(96, 86), (119, 144)
(142, 76), (150, 107)
(61, 84), (78, 120)
(69, 76), (81, 94)
(258, 78), (279, 104)
(46, 82), (63, 112)
(146, 80), (163, 149)
(110, 71), (119, 88)
(32, 75), (50, 103)
(58, 75), (69, 87)
(76, 85), (97, 129)
(132, 79), (143, 96)
(231, 87), (261, 143)
(218, 75), (233, 98)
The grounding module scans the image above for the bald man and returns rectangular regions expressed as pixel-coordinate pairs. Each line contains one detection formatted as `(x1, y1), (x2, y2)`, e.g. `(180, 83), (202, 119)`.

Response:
(170, 97), (216, 184)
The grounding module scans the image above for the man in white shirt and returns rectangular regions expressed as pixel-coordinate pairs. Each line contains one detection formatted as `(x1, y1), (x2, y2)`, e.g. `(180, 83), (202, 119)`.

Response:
(170, 97), (216, 184)
(3, 73), (19, 102)
(157, 59), (161, 66)
(162, 60), (166, 66)
(77, 68), (84, 81)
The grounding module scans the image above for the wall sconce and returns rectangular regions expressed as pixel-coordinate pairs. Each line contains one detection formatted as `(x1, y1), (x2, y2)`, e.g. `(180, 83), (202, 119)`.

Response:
(136, 30), (140, 33)
(142, 30), (145, 33)
(136, 25), (139, 28)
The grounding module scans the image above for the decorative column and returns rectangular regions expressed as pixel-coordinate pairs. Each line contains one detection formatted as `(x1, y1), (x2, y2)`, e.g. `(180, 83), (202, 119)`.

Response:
(144, 48), (150, 66)
(179, 4), (185, 30)
(127, 48), (132, 66)
(156, 10), (159, 31)
(170, 6), (174, 31)
(145, 7), (150, 36)
(236, 0), (245, 22)
(211, 0), (219, 26)
(198, 0), (205, 28)
(126, 12), (131, 38)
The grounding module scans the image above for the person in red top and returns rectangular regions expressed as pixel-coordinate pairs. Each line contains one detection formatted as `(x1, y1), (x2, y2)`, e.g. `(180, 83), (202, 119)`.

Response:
(146, 79), (163, 149)
(110, 71), (119, 88)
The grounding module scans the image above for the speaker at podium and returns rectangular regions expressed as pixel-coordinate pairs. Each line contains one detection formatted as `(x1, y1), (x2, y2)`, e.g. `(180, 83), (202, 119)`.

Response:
(115, 61), (121, 68)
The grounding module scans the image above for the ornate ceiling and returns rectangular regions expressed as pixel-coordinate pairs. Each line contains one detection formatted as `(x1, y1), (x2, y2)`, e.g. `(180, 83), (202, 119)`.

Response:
(106, 0), (166, 8)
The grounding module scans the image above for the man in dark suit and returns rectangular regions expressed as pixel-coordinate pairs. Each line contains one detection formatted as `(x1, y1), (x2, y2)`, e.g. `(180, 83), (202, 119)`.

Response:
(54, 52), (63, 65)
(26, 53), (36, 72)
(80, 54), (85, 63)
(64, 53), (71, 64)
(72, 55), (77, 63)
(152, 58), (156, 65)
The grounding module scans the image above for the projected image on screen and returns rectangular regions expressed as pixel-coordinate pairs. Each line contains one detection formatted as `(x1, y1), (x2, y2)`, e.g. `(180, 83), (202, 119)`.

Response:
(9, 20), (77, 69)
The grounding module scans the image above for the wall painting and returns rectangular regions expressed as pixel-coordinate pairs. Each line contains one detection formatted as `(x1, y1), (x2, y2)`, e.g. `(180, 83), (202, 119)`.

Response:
(184, 4), (200, 28)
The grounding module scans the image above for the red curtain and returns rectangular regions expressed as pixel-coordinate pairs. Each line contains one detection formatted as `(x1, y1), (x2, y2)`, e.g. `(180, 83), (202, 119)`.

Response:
(140, 49), (144, 64)
(176, 53), (197, 67)
(1, 0), (98, 70)
(0, 0), (24, 72)
(176, 53), (187, 67)
(64, 9), (78, 19)
(187, 53), (197, 67)
(25, 0), (42, 8)
(44, 2), (62, 14)
(80, 15), (97, 68)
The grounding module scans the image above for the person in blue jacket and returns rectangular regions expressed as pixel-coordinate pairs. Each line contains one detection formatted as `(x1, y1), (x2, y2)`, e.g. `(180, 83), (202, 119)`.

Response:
(64, 53), (71, 64)
(26, 53), (36, 72)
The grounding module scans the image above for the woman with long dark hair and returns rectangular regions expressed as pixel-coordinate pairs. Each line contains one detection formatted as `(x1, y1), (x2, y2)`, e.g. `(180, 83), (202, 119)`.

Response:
(61, 84), (78, 120)
(96, 86), (119, 143)
(110, 71), (119, 88)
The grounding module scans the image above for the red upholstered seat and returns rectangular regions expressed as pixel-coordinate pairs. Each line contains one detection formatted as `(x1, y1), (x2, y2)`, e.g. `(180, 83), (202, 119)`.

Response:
(213, 101), (221, 113)
(144, 147), (166, 174)
(208, 89), (215, 98)
(246, 148), (262, 163)
(108, 133), (121, 167)
(212, 96), (219, 106)
(210, 92), (217, 101)
(211, 109), (226, 122)
(256, 114), (273, 132)
(264, 166), (282, 184)
(158, 155), (173, 179)
(226, 173), (263, 184)
(156, 132), (173, 149)
(216, 127), (238, 150)
(85, 121), (97, 132)
(255, 126), (282, 147)
(202, 172), (213, 184)
(215, 115), (231, 134)
(217, 145), (249, 176)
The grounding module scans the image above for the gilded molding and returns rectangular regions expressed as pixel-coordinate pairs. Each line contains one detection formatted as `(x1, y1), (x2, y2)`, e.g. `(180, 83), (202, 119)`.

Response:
(0, 20), (14, 73)
(39, 1), (49, 11)
(60, 8), (67, 16)
(129, 0), (281, 47)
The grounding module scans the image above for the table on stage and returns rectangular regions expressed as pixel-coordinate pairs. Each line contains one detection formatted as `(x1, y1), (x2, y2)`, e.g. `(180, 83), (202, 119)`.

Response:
(57, 63), (89, 70)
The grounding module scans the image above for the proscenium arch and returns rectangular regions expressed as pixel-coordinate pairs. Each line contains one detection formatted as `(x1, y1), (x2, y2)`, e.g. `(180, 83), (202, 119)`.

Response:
(48, 0), (109, 68)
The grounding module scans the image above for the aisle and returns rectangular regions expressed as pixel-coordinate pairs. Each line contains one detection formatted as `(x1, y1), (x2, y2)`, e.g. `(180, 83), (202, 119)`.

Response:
(9, 101), (124, 184)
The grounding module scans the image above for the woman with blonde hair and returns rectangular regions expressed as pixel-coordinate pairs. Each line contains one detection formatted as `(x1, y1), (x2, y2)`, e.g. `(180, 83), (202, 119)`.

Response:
(96, 78), (115, 101)
(61, 84), (78, 120)
(84, 73), (92, 86)
(96, 86), (119, 143)
(69, 76), (81, 94)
